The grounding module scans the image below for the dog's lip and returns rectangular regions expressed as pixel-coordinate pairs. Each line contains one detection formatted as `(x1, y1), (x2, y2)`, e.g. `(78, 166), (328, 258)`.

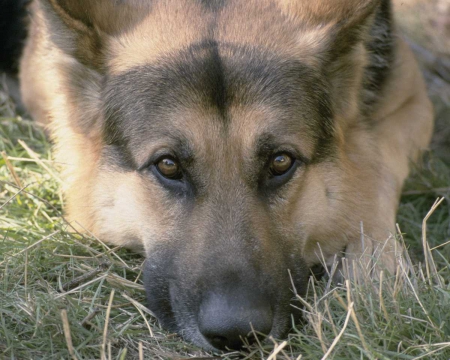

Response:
(193, 332), (261, 353)
(198, 329), (284, 353)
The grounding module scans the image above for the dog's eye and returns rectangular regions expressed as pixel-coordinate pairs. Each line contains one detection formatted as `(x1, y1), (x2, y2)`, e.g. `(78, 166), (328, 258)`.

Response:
(270, 153), (294, 176)
(156, 158), (182, 179)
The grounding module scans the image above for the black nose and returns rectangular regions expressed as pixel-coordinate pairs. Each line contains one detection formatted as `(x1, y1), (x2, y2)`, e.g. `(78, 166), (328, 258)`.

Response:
(198, 288), (273, 351)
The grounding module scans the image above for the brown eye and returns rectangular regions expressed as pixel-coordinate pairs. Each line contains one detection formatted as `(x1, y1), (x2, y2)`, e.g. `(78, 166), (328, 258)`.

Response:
(270, 153), (294, 176)
(156, 158), (182, 179)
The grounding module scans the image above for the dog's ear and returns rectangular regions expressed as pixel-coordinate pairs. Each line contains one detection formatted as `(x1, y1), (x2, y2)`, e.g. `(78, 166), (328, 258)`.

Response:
(46, 0), (150, 35)
(279, 0), (389, 122)
(279, 0), (382, 60)
(279, 0), (380, 25)
(40, 0), (151, 69)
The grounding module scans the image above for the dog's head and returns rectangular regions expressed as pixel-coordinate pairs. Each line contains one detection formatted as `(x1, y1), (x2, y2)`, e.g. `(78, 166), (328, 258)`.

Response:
(38, 0), (392, 351)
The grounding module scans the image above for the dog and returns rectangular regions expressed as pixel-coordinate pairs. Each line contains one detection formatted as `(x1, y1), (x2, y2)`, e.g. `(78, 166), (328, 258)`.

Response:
(0, 0), (433, 352)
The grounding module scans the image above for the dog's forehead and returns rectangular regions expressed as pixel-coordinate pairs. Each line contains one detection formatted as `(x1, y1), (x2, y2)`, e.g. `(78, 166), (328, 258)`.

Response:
(107, 0), (325, 74)
(103, 41), (333, 162)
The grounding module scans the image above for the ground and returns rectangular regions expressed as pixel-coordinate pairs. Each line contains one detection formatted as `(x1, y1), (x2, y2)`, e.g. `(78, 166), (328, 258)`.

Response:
(1, 1), (450, 359)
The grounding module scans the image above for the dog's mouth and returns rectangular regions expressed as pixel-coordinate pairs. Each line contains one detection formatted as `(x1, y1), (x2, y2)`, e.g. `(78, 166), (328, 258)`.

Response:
(143, 253), (308, 352)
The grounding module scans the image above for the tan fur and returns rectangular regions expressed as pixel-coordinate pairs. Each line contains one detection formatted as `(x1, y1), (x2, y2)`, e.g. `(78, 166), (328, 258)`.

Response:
(277, 0), (379, 25)
(19, 0), (433, 279)
(108, 0), (358, 74)
(295, 39), (433, 273)
(20, 1), (106, 244)
(108, 1), (210, 74)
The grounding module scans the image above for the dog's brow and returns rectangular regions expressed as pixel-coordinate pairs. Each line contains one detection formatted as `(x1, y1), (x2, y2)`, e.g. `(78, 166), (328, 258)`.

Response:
(134, 134), (196, 169)
(254, 133), (311, 164)
(255, 133), (283, 159)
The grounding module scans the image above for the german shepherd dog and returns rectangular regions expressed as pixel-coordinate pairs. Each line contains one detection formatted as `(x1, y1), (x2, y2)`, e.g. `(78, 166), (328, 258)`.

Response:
(1, 0), (434, 352)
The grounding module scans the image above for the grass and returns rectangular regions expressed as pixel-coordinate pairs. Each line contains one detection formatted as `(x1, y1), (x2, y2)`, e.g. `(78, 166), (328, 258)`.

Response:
(1, 14), (450, 359)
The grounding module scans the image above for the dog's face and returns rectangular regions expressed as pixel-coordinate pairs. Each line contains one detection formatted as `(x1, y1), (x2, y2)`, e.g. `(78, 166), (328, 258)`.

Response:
(102, 44), (336, 349)
(33, 0), (394, 352)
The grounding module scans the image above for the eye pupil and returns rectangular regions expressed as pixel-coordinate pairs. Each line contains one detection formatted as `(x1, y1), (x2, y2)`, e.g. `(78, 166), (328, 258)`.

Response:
(271, 154), (293, 175)
(157, 158), (181, 179)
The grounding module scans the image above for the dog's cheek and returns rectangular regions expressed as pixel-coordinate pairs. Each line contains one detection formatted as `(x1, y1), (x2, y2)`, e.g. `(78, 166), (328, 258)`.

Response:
(294, 132), (400, 271)
(289, 163), (354, 268)
(89, 171), (180, 253)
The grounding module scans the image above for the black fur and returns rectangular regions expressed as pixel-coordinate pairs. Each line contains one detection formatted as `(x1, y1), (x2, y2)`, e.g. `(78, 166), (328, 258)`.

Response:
(0, 0), (30, 74)
(199, 0), (226, 12)
(362, 0), (394, 112)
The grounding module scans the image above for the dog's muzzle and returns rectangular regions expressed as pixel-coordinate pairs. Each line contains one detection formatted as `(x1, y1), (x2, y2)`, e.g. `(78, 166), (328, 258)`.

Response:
(198, 286), (273, 350)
